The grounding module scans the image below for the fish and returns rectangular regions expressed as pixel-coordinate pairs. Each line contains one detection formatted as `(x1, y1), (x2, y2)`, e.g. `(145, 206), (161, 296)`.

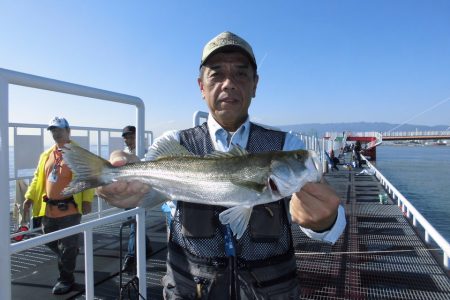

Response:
(61, 137), (322, 239)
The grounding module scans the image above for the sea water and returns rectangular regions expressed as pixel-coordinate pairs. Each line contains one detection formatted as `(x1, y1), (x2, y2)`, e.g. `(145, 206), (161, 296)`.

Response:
(374, 145), (450, 241)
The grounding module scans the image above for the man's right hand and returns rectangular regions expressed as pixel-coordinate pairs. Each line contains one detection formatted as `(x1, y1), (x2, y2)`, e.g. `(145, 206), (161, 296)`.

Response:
(96, 150), (150, 208)
(22, 199), (33, 225)
(23, 199), (33, 211)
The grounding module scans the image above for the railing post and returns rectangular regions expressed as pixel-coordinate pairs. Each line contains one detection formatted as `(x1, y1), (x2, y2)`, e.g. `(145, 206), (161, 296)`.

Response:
(84, 228), (94, 300)
(136, 208), (147, 297)
(0, 75), (12, 300)
(444, 253), (449, 270)
(425, 231), (430, 244)
(136, 105), (146, 159)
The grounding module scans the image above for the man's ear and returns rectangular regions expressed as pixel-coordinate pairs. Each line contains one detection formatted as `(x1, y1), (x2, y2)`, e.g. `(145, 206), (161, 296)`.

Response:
(198, 78), (205, 99)
(252, 74), (259, 98)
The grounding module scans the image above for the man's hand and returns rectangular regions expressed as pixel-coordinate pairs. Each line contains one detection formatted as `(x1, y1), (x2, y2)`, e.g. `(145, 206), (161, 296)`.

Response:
(290, 181), (340, 232)
(23, 199), (33, 212)
(82, 202), (92, 214)
(21, 199), (33, 226)
(96, 150), (150, 208)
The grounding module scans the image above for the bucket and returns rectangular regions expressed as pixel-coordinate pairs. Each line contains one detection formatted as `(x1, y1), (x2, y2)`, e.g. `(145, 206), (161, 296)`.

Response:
(378, 193), (388, 204)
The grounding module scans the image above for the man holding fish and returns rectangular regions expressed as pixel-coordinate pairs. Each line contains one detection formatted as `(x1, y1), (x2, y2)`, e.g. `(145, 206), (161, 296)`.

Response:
(90, 31), (346, 299)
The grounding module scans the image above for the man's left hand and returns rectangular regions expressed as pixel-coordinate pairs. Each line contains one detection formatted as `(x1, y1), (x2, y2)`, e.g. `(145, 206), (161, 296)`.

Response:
(290, 181), (340, 232)
(82, 202), (92, 214)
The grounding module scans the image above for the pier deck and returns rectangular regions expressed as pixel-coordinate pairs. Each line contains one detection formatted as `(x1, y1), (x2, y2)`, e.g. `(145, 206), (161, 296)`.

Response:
(10, 167), (450, 299)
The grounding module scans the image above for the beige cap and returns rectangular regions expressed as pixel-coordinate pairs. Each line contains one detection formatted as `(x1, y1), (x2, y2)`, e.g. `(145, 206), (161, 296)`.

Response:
(200, 31), (256, 69)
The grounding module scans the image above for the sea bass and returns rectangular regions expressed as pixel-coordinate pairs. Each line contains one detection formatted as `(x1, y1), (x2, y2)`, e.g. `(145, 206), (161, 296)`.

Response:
(61, 137), (322, 239)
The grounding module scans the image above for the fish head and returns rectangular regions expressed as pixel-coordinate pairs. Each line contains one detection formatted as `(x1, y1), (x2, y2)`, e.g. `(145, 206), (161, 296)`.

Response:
(268, 150), (322, 199)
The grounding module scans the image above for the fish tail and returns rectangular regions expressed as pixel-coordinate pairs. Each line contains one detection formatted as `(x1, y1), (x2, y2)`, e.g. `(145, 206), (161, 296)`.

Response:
(61, 144), (115, 196)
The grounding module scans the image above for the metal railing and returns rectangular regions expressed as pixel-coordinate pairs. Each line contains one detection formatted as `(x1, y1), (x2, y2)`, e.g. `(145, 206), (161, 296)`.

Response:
(10, 207), (148, 300)
(7, 122), (153, 213)
(0, 68), (147, 300)
(364, 157), (450, 270)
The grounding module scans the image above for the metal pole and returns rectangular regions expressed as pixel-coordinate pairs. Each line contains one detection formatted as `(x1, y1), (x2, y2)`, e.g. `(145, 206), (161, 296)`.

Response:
(84, 229), (94, 300)
(0, 76), (11, 300)
(136, 105), (146, 158)
(136, 208), (147, 297)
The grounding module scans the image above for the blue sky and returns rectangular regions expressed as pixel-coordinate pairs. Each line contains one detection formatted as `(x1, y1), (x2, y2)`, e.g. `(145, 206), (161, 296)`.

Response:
(1, 1), (449, 137)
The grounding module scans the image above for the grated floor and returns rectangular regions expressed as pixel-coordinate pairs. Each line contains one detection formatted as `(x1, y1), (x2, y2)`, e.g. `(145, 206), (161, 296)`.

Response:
(295, 168), (450, 300)
(10, 168), (450, 299)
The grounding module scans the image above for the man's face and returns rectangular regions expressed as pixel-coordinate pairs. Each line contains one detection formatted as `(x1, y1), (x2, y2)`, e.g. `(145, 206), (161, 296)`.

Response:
(50, 127), (70, 144)
(123, 133), (136, 150)
(198, 52), (258, 131)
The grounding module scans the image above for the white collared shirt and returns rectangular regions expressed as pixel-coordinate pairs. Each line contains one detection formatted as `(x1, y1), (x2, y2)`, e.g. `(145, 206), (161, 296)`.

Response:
(147, 115), (346, 244)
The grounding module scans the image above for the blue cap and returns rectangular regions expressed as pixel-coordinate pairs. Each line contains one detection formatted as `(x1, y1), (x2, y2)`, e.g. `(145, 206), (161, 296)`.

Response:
(47, 117), (70, 130)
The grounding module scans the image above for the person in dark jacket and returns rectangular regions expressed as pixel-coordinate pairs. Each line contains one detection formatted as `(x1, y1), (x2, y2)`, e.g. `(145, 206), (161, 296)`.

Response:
(354, 141), (363, 168)
(120, 125), (153, 273)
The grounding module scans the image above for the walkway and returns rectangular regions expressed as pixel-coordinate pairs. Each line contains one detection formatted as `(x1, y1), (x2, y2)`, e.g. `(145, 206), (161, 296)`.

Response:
(10, 167), (450, 299)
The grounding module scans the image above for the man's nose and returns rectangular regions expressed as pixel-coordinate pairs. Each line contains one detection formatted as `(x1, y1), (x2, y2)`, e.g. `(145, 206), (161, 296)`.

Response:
(222, 75), (237, 90)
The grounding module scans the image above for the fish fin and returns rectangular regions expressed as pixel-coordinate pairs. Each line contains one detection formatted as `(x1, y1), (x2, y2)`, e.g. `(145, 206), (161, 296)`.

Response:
(145, 135), (193, 161)
(204, 151), (233, 159)
(219, 205), (253, 239)
(61, 144), (114, 196)
(204, 144), (249, 159)
(228, 144), (249, 156)
(230, 178), (266, 193)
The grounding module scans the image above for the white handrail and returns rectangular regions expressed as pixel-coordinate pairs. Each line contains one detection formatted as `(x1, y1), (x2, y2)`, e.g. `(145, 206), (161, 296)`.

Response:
(10, 208), (147, 300)
(364, 157), (450, 270)
(193, 110), (209, 126)
(0, 68), (147, 300)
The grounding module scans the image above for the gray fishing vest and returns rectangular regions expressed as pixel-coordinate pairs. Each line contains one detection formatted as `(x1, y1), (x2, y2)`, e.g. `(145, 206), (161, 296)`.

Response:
(169, 122), (294, 266)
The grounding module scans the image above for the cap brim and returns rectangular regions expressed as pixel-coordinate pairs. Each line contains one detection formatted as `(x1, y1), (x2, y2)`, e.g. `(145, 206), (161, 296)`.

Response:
(47, 125), (67, 130)
(122, 131), (135, 137)
(201, 45), (257, 69)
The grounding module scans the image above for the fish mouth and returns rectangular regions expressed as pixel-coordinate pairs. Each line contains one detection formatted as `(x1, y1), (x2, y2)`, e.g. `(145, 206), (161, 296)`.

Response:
(268, 177), (283, 199)
(307, 151), (323, 182)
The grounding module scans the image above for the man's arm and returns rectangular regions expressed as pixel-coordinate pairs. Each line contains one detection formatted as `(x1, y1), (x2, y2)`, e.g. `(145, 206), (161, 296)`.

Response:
(284, 132), (346, 244)
(97, 130), (180, 208)
(96, 150), (150, 208)
(82, 201), (92, 214)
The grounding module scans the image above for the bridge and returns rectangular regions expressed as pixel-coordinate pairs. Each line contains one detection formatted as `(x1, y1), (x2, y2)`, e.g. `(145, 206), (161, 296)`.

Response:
(380, 130), (450, 141)
(324, 130), (449, 161)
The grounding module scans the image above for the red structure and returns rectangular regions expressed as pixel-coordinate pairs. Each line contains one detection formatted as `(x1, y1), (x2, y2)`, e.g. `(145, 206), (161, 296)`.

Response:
(346, 136), (378, 161)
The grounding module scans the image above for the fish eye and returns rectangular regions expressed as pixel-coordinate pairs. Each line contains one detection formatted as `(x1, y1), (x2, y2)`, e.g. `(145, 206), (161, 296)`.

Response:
(294, 152), (305, 161)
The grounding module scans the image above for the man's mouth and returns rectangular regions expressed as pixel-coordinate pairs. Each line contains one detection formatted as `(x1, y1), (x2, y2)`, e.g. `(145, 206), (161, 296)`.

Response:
(218, 97), (239, 107)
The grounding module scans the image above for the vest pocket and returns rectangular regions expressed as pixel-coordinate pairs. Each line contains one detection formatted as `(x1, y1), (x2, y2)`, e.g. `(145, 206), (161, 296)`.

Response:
(249, 202), (282, 241)
(181, 202), (216, 238)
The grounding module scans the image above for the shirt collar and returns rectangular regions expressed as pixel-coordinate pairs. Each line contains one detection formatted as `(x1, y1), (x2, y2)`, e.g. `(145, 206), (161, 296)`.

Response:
(207, 115), (251, 151)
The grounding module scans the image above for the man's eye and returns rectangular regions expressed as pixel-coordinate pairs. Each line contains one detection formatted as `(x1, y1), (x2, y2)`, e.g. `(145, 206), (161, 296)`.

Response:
(236, 71), (250, 78)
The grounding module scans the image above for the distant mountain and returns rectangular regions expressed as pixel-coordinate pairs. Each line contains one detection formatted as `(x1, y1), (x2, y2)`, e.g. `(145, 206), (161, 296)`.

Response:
(277, 122), (449, 137)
